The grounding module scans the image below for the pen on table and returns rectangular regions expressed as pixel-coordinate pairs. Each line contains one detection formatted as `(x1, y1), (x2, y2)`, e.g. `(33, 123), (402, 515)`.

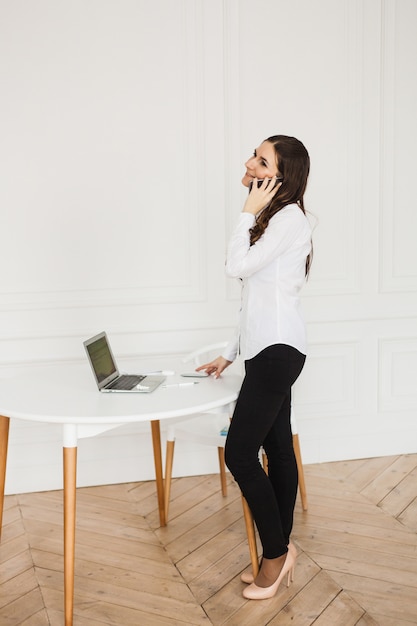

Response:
(140, 370), (175, 376)
(162, 382), (199, 388)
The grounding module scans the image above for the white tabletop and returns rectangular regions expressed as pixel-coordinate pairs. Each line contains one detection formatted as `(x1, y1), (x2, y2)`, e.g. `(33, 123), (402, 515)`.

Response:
(0, 360), (242, 426)
(0, 357), (242, 616)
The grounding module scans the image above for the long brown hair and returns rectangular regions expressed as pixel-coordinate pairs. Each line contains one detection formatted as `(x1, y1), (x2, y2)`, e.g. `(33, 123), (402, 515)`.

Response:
(249, 134), (312, 276)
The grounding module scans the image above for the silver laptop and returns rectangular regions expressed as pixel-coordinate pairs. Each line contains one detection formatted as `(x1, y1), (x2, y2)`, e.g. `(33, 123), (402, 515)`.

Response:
(83, 331), (165, 393)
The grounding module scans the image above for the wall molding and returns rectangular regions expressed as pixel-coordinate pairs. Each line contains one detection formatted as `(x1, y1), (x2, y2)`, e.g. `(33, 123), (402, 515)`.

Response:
(379, 0), (417, 293)
(379, 337), (417, 411)
(0, 0), (209, 312)
(294, 341), (359, 417)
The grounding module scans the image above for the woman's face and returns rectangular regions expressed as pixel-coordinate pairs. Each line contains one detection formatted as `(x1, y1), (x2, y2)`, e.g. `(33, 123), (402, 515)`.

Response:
(242, 141), (279, 188)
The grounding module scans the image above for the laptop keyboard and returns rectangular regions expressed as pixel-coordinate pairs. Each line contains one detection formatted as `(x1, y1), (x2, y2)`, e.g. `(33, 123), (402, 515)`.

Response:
(106, 375), (145, 390)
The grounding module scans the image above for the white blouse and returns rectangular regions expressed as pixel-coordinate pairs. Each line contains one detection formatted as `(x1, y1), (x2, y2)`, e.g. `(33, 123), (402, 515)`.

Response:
(222, 204), (312, 362)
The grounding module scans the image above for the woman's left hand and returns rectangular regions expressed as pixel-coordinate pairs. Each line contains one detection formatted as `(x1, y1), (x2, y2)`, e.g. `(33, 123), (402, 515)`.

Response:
(243, 177), (281, 216)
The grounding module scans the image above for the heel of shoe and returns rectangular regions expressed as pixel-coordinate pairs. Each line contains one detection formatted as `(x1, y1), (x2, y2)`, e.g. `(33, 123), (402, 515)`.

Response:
(286, 564), (295, 587)
(287, 542), (297, 585)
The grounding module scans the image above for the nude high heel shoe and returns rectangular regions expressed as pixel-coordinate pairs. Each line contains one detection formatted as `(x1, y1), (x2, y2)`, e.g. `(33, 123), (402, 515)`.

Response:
(240, 542), (296, 584)
(242, 548), (296, 600)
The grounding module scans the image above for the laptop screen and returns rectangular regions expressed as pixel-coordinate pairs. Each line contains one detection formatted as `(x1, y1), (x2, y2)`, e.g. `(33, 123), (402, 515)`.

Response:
(84, 333), (117, 384)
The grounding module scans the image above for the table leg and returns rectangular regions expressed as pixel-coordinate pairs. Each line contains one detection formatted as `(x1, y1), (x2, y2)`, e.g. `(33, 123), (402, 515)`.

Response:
(63, 446), (77, 626)
(0, 416), (10, 539)
(150, 420), (166, 527)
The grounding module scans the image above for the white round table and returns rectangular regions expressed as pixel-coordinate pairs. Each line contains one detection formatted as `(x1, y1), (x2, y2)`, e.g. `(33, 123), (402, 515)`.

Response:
(0, 361), (242, 626)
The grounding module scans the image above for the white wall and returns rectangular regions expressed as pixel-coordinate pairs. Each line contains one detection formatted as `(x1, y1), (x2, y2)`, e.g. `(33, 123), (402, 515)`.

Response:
(1, 0), (416, 494)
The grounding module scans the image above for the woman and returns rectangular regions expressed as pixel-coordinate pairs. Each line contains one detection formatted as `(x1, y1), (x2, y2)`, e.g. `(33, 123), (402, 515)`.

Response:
(196, 135), (312, 600)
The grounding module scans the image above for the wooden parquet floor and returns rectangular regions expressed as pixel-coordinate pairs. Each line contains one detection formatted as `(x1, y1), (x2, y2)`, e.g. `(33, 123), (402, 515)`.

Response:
(1, 453), (417, 625)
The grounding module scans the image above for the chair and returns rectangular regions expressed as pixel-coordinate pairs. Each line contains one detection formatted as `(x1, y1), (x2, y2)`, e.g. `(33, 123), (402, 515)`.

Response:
(163, 343), (308, 525)
(164, 342), (233, 520)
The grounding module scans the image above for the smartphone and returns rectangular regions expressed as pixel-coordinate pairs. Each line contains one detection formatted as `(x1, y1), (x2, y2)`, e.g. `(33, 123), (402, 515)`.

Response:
(249, 176), (283, 191)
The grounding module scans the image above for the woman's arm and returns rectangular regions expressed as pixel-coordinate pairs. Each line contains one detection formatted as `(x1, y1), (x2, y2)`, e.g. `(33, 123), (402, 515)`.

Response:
(225, 207), (308, 279)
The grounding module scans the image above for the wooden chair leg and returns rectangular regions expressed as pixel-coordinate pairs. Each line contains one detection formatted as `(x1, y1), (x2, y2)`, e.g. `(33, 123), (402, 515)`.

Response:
(164, 439), (175, 522)
(292, 433), (308, 511)
(217, 447), (227, 496)
(261, 449), (268, 473)
(0, 416), (10, 539)
(150, 420), (166, 527)
(241, 495), (259, 577)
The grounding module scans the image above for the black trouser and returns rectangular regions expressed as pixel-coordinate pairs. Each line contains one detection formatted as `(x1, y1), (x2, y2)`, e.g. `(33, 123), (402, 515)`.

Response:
(225, 344), (306, 559)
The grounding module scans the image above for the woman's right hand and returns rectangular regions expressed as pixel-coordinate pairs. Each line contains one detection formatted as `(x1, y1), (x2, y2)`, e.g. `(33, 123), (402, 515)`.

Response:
(243, 177), (281, 216)
(195, 356), (232, 379)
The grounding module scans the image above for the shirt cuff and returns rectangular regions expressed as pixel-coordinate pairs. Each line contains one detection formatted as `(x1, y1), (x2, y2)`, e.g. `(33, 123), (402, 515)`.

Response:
(237, 212), (256, 228)
(221, 338), (238, 362)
